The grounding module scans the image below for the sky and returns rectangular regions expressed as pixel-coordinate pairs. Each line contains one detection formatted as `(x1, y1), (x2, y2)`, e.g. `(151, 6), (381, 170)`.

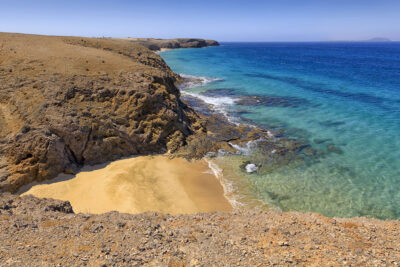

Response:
(0, 0), (399, 42)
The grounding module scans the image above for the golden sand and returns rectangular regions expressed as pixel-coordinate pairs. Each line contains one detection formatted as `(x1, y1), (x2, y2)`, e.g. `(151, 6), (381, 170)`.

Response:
(21, 155), (232, 214)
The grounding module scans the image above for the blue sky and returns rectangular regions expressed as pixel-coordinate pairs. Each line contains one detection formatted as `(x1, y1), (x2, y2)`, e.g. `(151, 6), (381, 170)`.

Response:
(0, 0), (399, 41)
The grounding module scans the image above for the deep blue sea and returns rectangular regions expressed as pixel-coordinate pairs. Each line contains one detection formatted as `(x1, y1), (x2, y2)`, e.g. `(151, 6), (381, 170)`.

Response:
(160, 42), (400, 220)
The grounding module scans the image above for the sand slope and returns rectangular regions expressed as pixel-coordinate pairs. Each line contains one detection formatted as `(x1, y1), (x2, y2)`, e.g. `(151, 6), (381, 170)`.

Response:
(22, 155), (232, 214)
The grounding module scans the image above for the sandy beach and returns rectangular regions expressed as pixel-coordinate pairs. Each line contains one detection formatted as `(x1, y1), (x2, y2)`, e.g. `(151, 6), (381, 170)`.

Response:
(21, 155), (232, 214)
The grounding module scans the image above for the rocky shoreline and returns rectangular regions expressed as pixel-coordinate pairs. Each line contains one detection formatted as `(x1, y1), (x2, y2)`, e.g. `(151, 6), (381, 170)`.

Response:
(1, 32), (400, 265)
(174, 77), (323, 175)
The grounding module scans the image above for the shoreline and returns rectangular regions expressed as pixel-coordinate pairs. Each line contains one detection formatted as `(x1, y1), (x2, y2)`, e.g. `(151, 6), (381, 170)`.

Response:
(21, 155), (233, 215)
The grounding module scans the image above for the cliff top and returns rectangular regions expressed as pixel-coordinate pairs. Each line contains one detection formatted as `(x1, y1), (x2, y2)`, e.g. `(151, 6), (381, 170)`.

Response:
(119, 37), (219, 50)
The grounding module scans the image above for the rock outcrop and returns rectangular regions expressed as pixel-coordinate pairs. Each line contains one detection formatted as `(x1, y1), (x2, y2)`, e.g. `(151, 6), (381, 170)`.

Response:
(0, 33), (204, 192)
(121, 38), (219, 51)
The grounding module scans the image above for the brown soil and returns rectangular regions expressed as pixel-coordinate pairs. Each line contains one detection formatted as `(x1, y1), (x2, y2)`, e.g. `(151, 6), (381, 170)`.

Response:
(1, 193), (399, 266)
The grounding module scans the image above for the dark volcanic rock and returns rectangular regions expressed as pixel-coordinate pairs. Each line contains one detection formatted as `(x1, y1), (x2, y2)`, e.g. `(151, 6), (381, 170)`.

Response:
(235, 95), (308, 107)
(200, 88), (238, 97)
(200, 89), (309, 107)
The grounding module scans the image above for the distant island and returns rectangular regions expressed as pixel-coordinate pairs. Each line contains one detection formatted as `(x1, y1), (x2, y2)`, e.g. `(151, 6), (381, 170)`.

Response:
(331, 37), (393, 42)
(364, 37), (392, 42)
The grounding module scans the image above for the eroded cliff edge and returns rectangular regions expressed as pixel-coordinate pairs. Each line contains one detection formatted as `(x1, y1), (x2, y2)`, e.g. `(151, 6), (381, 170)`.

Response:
(0, 33), (208, 192)
(120, 38), (219, 51)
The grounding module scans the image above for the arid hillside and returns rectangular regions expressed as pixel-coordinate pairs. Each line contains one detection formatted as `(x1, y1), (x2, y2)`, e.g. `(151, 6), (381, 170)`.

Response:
(0, 33), (205, 192)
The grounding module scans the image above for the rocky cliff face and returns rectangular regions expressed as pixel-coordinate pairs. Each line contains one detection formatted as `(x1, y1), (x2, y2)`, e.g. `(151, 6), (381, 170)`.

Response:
(0, 33), (204, 192)
(121, 38), (219, 51)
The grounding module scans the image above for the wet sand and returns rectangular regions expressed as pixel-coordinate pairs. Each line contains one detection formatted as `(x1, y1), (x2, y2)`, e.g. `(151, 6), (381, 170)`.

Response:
(21, 156), (232, 214)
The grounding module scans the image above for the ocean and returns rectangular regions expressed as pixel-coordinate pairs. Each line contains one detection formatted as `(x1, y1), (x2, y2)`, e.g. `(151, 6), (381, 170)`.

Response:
(160, 42), (400, 220)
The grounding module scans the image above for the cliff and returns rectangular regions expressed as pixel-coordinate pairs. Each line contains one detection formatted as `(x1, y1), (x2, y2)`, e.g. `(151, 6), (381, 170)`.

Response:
(0, 33), (205, 192)
(121, 38), (219, 51)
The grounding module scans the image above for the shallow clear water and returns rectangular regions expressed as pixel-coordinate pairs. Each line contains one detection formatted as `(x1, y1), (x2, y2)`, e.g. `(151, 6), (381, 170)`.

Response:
(161, 42), (400, 219)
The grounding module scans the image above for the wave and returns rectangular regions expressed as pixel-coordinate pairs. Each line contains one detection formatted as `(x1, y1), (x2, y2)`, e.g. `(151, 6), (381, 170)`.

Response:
(177, 73), (239, 122)
(204, 158), (243, 208)
(183, 91), (236, 106)
(228, 138), (273, 156)
(178, 74), (223, 89)
(178, 73), (275, 151)
(178, 74), (283, 128)
(182, 91), (242, 124)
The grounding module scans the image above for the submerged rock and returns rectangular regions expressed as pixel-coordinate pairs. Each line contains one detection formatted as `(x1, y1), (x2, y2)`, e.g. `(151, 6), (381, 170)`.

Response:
(327, 144), (344, 154)
(200, 89), (309, 108)
(235, 95), (308, 107)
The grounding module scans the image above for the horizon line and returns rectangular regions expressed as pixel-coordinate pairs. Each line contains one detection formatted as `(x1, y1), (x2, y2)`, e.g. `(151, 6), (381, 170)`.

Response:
(2, 31), (399, 43)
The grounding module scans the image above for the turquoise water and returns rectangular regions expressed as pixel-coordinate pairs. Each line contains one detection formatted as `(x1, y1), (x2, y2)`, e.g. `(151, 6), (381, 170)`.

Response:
(161, 42), (400, 219)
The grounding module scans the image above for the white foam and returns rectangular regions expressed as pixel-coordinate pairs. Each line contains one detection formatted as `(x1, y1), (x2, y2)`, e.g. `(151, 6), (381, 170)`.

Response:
(179, 74), (223, 89)
(204, 158), (243, 208)
(181, 91), (236, 121)
(245, 163), (258, 173)
(178, 73), (244, 125)
(184, 91), (236, 106)
(178, 74), (262, 126)
(229, 138), (267, 156)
